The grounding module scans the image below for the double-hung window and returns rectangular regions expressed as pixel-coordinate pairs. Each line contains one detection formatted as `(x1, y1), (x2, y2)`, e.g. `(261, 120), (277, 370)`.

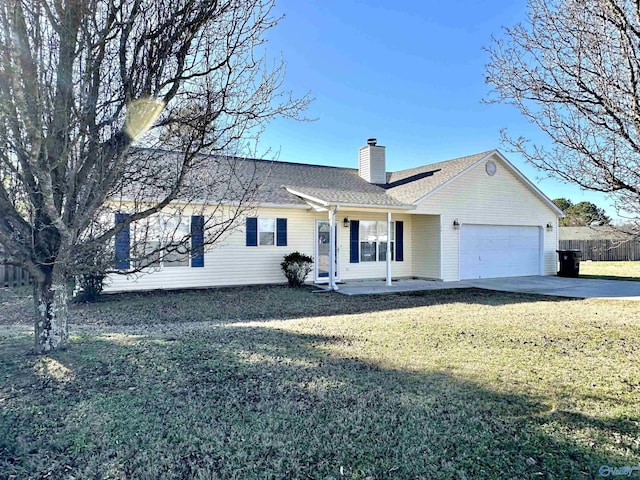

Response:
(133, 214), (190, 268)
(115, 213), (205, 270)
(162, 216), (190, 267)
(258, 218), (276, 246)
(359, 221), (395, 262)
(246, 217), (287, 247)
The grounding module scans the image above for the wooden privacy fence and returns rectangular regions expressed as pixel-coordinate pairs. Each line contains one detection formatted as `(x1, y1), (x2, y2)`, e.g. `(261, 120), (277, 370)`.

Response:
(559, 239), (640, 261)
(0, 264), (32, 287)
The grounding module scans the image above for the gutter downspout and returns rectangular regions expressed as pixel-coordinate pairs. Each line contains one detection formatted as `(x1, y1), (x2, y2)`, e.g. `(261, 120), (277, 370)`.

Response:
(386, 212), (392, 286)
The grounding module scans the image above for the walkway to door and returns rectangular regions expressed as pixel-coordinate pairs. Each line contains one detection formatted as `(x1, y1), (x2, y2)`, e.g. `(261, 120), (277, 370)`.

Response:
(336, 276), (640, 301)
(335, 279), (467, 295)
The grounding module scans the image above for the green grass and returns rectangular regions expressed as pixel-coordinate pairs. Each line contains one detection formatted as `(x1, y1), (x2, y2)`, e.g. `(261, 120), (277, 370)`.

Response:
(580, 261), (640, 281)
(1, 286), (639, 479)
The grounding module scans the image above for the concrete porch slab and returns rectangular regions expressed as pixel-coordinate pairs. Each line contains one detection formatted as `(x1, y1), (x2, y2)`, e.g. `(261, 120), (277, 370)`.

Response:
(335, 279), (468, 296)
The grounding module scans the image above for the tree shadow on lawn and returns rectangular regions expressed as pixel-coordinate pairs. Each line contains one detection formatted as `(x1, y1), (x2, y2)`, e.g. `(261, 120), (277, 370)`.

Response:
(2, 326), (637, 479)
(70, 286), (579, 326)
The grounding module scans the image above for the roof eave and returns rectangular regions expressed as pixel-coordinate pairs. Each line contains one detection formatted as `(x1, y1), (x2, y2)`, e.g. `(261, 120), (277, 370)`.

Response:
(333, 202), (416, 211)
(284, 187), (329, 207)
(285, 187), (415, 211)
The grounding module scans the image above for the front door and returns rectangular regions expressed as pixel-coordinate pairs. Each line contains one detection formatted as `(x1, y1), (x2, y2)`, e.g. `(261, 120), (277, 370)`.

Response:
(315, 220), (339, 282)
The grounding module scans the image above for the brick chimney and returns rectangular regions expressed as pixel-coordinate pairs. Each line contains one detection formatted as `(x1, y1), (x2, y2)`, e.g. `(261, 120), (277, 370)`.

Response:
(358, 138), (386, 184)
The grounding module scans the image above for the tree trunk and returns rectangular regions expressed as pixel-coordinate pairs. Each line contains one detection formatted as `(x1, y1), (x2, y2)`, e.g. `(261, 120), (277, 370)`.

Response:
(34, 271), (69, 354)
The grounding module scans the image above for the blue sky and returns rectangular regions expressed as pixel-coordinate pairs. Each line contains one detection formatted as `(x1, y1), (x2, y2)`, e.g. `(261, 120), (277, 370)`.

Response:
(259, 0), (617, 218)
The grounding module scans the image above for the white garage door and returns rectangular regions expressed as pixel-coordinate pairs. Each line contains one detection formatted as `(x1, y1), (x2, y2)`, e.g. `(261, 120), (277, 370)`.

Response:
(460, 225), (541, 279)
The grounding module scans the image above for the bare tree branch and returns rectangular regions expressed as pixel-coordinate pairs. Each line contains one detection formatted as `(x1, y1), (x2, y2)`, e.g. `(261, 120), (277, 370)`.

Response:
(486, 0), (640, 223)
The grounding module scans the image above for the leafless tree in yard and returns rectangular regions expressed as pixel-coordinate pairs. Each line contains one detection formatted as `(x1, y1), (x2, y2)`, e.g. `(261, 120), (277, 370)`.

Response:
(0, 0), (309, 353)
(485, 0), (640, 227)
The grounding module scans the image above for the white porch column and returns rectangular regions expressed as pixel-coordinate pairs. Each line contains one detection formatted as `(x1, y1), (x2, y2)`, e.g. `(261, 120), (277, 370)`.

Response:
(328, 208), (338, 291)
(386, 211), (392, 286)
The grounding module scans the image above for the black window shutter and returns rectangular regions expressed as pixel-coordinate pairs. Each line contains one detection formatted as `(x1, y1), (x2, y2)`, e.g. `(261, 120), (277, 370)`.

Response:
(114, 213), (131, 269)
(396, 221), (404, 262)
(276, 218), (287, 246)
(191, 215), (205, 267)
(350, 220), (359, 263)
(246, 217), (258, 246)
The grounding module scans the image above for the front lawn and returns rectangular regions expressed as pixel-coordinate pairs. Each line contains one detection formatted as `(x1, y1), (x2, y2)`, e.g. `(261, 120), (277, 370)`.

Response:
(1, 286), (639, 479)
(580, 260), (640, 281)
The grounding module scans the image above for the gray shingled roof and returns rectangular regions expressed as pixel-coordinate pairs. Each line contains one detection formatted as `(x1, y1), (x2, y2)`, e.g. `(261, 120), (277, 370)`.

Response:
(124, 148), (497, 209)
(250, 151), (497, 207)
(384, 151), (493, 204)
(252, 160), (409, 207)
(283, 185), (410, 207)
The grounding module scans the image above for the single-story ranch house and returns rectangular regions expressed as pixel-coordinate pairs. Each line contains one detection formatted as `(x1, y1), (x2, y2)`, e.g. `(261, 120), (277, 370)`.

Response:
(104, 139), (563, 292)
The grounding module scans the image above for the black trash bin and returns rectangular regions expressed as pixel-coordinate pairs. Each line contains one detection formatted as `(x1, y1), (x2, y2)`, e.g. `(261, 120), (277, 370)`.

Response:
(556, 250), (582, 277)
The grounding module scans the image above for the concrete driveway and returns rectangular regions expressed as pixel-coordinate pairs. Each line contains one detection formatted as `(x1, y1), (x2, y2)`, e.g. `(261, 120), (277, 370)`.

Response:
(463, 275), (640, 300)
(337, 276), (640, 300)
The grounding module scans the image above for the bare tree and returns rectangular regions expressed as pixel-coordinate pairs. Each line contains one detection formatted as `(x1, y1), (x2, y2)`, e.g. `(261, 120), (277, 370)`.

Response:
(485, 0), (640, 224)
(0, 0), (309, 353)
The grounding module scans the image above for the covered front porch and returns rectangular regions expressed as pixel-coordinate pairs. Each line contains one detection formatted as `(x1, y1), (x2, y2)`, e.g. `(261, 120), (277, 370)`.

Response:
(314, 210), (404, 290)
(284, 186), (418, 290)
(307, 207), (443, 290)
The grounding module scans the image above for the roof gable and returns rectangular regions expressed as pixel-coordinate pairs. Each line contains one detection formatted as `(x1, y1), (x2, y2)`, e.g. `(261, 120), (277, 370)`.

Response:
(386, 150), (563, 216)
(385, 151), (492, 204)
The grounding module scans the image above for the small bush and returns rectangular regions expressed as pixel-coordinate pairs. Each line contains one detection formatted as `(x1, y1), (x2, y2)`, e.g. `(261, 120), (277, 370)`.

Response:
(281, 252), (313, 288)
(76, 272), (106, 302)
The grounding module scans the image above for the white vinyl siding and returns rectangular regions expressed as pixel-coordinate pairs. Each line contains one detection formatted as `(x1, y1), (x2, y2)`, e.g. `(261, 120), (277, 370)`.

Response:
(411, 214), (440, 279)
(413, 155), (559, 281)
(106, 207), (310, 292)
(358, 144), (386, 184)
(104, 207), (414, 292)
